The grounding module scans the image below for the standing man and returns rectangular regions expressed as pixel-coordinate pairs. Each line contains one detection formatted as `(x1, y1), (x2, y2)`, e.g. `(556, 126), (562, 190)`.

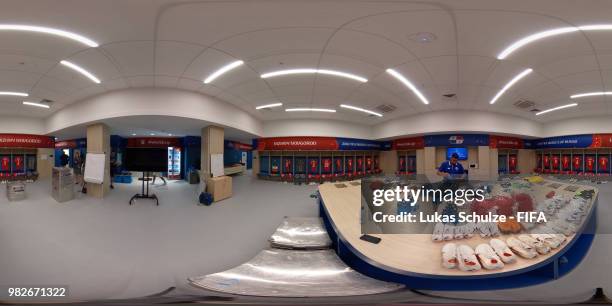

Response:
(60, 151), (70, 167)
(437, 152), (466, 180)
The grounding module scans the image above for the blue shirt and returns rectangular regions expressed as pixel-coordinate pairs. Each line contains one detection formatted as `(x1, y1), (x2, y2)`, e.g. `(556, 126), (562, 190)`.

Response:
(438, 161), (464, 175)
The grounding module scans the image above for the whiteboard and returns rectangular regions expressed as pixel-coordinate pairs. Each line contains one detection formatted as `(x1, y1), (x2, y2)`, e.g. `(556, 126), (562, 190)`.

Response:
(84, 153), (106, 184)
(211, 154), (224, 177)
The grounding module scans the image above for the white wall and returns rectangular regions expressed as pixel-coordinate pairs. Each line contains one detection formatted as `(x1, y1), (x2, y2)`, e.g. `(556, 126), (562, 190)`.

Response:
(3, 89), (612, 140)
(263, 119), (373, 139)
(373, 110), (543, 139)
(0, 116), (46, 134)
(541, 115), (612, 137)
(45, 88), (263, 136)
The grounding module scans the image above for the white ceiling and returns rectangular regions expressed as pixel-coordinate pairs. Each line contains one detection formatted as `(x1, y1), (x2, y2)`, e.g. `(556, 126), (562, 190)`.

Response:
(1, 0), (612, 125)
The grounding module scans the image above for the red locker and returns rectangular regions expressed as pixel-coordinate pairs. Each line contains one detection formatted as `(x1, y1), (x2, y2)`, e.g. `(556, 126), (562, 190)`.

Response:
(309, 159), (318, 173)
(543, 155), (550, 169)
(335, 158), (342, 173)
(599, 156), (609, 172)
(509, 154), (517, 172)
(12, 156), (24, 172)
(586, 156), (595, 172)
(551, 155), (560, 170)
(562, 155), (570, 171)
(573, 156), (582, 172)
(0, 156), (9, 171)
(322, 158), (332, 173)
(283, 158), (292, 173)
(398, 156), (406, 172)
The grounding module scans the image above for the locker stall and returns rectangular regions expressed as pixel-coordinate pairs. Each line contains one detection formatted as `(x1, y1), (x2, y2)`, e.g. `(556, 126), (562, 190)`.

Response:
(345, 154), (355, 179)
(585, 152), (596, 174)
(333, 156), (344, 181)
(573, 153), (583, 174)
(307, 153), (320, 181)
(321, 155), (332, 180)
(534, 148), (612, 176)
(0, 149), (37, 181)
(259, 154), (270, 176)
(597, 149), (610, 175)
(280, 154), (293, 181)
(257, 148), (382, 183)
(270, 153), (281, 176)
(396, 150), (417, 175)
(561, 151), (571, 173)
(255, 137), (389, 183)
(497, 149), (519, 175)
(294, 155), (307, 183)
(0, 134), (55, 183)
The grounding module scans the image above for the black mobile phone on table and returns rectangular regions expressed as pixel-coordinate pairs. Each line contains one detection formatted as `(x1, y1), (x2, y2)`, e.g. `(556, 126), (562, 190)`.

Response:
(360, 234), (381, 244)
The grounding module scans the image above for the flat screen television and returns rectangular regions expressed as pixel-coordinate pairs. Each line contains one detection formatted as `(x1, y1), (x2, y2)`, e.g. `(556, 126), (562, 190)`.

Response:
(125, 148), (167, 172)
(447, 147), (468, 160)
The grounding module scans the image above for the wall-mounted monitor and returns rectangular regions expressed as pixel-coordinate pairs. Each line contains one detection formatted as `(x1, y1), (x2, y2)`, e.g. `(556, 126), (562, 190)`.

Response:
(125, 148), (167, 172)
(446, 147), (468, 160)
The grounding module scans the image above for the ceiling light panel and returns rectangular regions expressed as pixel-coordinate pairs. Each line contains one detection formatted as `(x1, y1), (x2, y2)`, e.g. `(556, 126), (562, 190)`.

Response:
(285, 108), (336, 113)
(22, 101), (50, 108)
(340, 104), (383, 117)
(385, 68), (429, 105)
(489, 68), (532, 104)
(497, 24), (612, 60)
(0, 24), (98, 47)
(261, 68), (367, 83)
(255, 103), (283, 109)
(203, 60), (244, 84)
(570, 92), (612, 99)
(0, 91), (28, 97)
(60, 60), (101, 83)
(535, 103), (577, 116)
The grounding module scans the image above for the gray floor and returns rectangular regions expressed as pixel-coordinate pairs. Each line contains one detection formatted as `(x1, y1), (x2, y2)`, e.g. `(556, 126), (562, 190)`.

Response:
(1, 174), (611, 303)
(0, 172), (317, 300)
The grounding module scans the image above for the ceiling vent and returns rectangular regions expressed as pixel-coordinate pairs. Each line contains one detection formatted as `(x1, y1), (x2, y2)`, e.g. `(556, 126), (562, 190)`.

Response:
(442, 93), (457, 102)
(374, 104), (396, 113)
(513, 99), (535, 110)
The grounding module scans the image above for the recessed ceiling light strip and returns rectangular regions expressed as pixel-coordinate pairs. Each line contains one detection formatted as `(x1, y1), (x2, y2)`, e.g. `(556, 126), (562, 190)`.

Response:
(340, 104), (382, 117)
(497, 24), (612, 60)
(489, 68), (533, 104)
(60, 60), (101, 83)
(22, 101), (50, 108)
(261, 69), (367, 83)
(570, 92), (612, 99)
(255, 103), (283, 110)
(204, 60), (244, 84)
(0, 24), (99, 47)
(535, 103), (578, 116)
(0, 91), (28, 97)
(385, 68), (429, 105)
(285, 108), (336, 113)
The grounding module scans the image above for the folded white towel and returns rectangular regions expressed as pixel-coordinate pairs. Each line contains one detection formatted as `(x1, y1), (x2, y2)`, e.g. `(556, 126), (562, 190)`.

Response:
(475, 243), (504, 270)
(442, 243), (458, 269)
(489, 238), (516, 264)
